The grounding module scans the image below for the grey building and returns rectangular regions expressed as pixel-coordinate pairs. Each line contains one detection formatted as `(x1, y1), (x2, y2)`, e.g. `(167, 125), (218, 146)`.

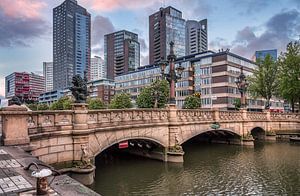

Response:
(53, 0), (91, 90)
(149, 6), (186, 64)
(185, 19), (208, 55)
(43, 62), (53, 92)
(104, 30), (140, 80)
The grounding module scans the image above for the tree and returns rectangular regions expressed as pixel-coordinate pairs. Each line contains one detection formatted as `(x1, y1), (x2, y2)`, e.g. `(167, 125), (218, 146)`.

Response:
(109, 92), (132, 109)
(37, 103), (49, 110)
(277, 41), (300, 112)
(50, 96), (73, 110)
(136, 80), (169, 108)
(183, 94), (201, 109)
(87, 98), (105, 110)
(233, 98), (241, 110)
(247, 54), (279, 109)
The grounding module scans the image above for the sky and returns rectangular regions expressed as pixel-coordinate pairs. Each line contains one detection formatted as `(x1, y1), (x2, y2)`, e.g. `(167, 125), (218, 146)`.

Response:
(0, 0), (300, 98)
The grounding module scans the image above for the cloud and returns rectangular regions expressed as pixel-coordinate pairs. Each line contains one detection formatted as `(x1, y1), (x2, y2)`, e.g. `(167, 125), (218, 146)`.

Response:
(230, 0), (272, 15)
(82, 0), (159, 12)
(0, 0), (49, 47)
(0, 0), (46, 19)
(91, 15), (116, 56)
(209, 9), (300, 58)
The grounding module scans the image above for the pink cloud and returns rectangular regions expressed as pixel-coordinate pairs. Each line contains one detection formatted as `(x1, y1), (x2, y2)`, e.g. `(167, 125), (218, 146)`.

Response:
(0, 0), (46, 19)
(81, 0), (159, 11)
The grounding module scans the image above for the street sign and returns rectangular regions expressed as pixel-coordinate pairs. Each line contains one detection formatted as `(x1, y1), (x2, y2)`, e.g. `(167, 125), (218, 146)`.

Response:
(118, 141), (128, 149)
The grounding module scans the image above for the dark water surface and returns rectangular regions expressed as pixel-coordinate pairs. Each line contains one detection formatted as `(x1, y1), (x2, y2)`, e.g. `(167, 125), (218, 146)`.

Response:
(92, 142), (300, 196)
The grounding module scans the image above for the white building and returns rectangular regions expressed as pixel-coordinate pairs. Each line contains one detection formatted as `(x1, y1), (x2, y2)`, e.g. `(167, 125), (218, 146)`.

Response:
(43, 62), (53, 92)
(90, 56), (105, 81)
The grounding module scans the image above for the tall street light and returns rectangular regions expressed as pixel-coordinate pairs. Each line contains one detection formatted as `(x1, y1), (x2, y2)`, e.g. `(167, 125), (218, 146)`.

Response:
(235, 67), (249, 109)
(159, 42), (185, 105)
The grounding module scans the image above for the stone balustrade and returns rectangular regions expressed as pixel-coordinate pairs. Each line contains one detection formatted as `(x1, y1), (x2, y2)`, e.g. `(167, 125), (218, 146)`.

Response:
(177, 109), (214, 122)
(270, 112), (300, 121)
(246, 112), (268, 121)
(219, 111), (243, 121)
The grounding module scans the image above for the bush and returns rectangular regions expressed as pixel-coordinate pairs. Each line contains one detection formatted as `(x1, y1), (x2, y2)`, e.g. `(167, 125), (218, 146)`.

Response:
(37, 103), (49, 110)
(183, 95), (201, 109)
(109, 93), (132, 109)
(50, 96), (73, 110)
(27, 103), (38, 111)
(87, 98), (105, 110)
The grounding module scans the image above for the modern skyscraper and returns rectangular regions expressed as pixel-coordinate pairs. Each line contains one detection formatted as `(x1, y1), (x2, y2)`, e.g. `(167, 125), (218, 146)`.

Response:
(5, 72), (45, 102)
(104, 30), (140, 80)
(149, 6), (186, 64)
(53, 0), (91, 90)
(252, 49), (277, 62)
(185, 19), (208, 55)
(90, 56), (106, 81)
(43, 62), (53, 92)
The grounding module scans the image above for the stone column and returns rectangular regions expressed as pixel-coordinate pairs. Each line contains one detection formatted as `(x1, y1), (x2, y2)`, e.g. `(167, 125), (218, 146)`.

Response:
(71, 103), (95, 185)
(72, 103), (88, 131)
(1, 105), (30, 145)
(166, 104), (184, 163)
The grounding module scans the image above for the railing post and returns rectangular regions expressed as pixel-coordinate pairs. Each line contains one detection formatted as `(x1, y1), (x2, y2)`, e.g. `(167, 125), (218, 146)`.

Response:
(213, 109), (220, 121)
(241, 108), (247, 120)
(1, 105), (30, 145)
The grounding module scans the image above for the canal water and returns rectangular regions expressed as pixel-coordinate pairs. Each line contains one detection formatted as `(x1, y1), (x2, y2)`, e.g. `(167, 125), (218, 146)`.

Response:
(92, 141), (300, 195)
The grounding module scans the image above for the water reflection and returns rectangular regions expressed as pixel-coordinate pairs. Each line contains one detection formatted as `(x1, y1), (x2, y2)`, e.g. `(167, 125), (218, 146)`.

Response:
(93, 142), (300, 195)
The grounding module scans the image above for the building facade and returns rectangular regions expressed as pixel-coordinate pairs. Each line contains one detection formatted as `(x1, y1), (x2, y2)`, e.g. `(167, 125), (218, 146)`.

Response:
(185, 19), (208, 55)
(149, 6), (186, 64)
(43, 62), (53, 92)
(252, 49), (277, 62)
(5, 72), (45, 102)
(90, 56), (105, 81)
(104, 30), (140, 80)
(116, 51), (284, 110)
(88, 79), (115, 105)
(53, 0), (91, 90)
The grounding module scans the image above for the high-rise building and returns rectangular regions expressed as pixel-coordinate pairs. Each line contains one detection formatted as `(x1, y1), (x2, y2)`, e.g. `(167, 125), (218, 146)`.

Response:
(90, 56), (105, 81)
(5, 72), (45, 102)
(53, 0), (91, 90)
(149, 6), (186, 64)
(43, 62), (53, 92)
(185, 19), (208, 55)
(252, 49), (277, 62)
(104, 30), (140, 80)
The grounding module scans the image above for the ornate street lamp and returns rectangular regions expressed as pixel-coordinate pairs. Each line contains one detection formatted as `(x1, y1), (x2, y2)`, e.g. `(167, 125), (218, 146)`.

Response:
(159, 42), (185, 105)
(235, 67), (249, 109)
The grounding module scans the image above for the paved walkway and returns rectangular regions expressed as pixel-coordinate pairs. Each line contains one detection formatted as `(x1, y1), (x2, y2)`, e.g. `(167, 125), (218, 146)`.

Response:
(0, 146), (100, 196)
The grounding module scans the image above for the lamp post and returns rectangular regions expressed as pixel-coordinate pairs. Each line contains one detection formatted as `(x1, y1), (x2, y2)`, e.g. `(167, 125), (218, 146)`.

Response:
(235, 67), (249, 109)
(159, 42), (184, 105)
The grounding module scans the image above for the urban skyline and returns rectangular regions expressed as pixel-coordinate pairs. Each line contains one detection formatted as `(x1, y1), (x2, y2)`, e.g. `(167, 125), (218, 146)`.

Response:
(0, 0), (300, 97)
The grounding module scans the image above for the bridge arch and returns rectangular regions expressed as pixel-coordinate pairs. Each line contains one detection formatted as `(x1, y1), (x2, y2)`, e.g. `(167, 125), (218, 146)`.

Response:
(93, 136), (167, 158)
(250, 127), (266, 140)
(179, 128), (242, 145)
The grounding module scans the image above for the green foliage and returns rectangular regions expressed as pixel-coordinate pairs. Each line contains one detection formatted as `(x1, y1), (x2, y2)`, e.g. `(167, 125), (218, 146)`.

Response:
(136, 80), (169, 108)
(233, 98), (241, 110)
(27, 103), (49, 111)
(27, 103), (38, 111)
(50, 96), (73, 110)
(109, 92), (132, 109)
(277, 41), (300, 112)
(248, 54), (279, 108)
(183, 94), (201, 109)
(87, 98), (105, 110)
(37, 103), (49, 110)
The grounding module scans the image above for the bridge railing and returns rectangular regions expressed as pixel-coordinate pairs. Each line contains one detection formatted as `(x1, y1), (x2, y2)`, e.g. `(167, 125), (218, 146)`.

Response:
(219, 110), (243, 121)
(246, 111), (268, 121)
(177, 109), (214, 122)
(270, 112), (300, 121)
(27, 111), (73, 135)
(87, 109), (170, 128)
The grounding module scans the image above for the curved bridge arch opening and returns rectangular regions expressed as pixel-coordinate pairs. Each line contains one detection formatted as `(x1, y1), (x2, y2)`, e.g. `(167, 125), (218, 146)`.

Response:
(95, 138), (166, 164)
(250, 127), (266, 140)
(182, 129), (242, 146)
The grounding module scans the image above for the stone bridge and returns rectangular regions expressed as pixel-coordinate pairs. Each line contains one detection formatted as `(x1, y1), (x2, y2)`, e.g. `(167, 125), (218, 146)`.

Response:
(1, 104), (300, 164)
